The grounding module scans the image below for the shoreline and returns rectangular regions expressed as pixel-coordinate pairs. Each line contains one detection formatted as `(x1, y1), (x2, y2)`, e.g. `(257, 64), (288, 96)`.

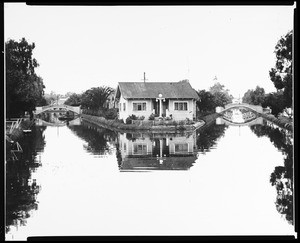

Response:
(80, 114), (206, 133)
(258, 113), (293, 131)
(80, 112), (293, 133)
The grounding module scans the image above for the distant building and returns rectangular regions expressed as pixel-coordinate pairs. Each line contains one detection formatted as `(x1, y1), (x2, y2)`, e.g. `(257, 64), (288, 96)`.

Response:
(115, 80), (199, 122)
(57, 97), (68, 105)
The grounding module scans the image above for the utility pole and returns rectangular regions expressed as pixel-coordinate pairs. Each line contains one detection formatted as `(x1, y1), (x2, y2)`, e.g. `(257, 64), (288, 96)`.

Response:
(142, 72), (148, 83)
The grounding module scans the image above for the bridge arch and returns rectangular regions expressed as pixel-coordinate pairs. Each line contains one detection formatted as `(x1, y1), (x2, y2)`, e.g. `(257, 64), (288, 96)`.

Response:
(216, 103), (263, 114)
(34, 104), (81, 115)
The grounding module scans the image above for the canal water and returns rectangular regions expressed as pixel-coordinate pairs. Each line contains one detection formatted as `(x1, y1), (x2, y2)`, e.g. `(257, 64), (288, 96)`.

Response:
(5, 113), (295, 240)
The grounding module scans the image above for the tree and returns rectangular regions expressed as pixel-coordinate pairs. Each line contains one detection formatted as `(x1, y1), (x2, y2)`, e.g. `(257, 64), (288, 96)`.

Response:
(209, 82), (233, 107)
(263, 91), (287, 116)
(269, 30), (292, 115)
(6, 38), (45, 118)
(43, 92), (60, 105)
(196, 90), (216, 113)
(64, 93), (82, 106)
(242, 86), (265, 105)
(81, 86), (114, 110)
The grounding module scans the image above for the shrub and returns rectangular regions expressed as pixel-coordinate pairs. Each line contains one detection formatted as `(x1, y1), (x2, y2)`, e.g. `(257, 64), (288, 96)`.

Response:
(179, 120), (185, 125)
(128, 114), (137, 120)
(125, 117), (132, 124)
(105, 108), (118, 120)
(149, 113), (155, 120)
(117, 118), (124, 124)
(185, 118), (195, 125)
(138, 116), (145, 120)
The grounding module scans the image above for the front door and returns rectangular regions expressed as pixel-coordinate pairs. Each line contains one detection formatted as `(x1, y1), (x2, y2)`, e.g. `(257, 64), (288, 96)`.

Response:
(152, 99), (169, 117)
(162, 100), (169, 117)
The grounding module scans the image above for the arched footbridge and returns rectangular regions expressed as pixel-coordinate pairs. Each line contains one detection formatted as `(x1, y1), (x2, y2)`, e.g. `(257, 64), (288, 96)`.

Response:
(216, 103), (263, 114)
(215, 103), (265, 126)
(34, 104), (81, 115)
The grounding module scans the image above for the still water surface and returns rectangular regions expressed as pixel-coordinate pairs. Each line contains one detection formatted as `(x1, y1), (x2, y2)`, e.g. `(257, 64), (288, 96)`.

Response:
(5, 114), (295, 240)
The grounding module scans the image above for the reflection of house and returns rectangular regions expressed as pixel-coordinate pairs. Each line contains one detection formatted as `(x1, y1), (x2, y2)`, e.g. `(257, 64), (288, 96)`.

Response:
(115, 80), (199, 122)
(118, 132), (197, 171)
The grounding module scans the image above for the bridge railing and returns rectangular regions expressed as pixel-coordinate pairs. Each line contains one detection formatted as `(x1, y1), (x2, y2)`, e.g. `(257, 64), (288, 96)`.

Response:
(35, 104), (81, 114)
(221, 103), (263, 113)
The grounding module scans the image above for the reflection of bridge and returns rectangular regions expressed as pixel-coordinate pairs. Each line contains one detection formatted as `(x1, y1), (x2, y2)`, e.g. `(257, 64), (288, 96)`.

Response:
(34, 104), (81, 115)
(35, 118), (81, 126)
(216, 117), (263, 126)
(216, 103), (263, 114)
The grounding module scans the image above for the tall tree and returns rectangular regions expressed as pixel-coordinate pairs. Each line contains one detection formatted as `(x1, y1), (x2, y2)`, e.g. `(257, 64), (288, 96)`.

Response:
(196, 90), (216, 113)
(81, 86), (114, 110)
(64, 93), (82, 106)
(242, 86), (265, 105)
(209, 82), (233, 107)
(269, 30), (292, 114)
(6, 38), (45, 118)
(263, 91), (287, 116)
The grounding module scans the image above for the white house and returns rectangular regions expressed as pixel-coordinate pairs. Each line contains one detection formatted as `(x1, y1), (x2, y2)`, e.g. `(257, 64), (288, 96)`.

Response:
(115, 80), (199, 122)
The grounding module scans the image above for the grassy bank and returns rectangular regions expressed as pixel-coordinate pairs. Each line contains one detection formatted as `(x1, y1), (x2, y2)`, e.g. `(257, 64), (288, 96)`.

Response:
(259, 113), (293, 131)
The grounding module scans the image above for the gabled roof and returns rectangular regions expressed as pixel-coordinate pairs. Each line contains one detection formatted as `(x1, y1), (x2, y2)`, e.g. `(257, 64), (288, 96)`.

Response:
(116, 80), (199, 100)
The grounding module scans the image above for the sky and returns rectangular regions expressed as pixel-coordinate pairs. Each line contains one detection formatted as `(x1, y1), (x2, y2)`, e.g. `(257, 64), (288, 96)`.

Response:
(4, 3), (295, 98)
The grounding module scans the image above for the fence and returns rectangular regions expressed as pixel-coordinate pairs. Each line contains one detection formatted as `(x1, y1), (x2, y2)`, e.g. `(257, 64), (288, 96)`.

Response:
(6, 118), (24, 135)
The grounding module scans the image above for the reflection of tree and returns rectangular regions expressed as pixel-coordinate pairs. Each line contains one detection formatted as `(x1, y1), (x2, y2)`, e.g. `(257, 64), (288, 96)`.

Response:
(6, 125), (46, 232)
(68, 120), (117, 155)
(250, 124), (293, 225)
(196, 123), (227, 153)
(115, 144), (122, 169)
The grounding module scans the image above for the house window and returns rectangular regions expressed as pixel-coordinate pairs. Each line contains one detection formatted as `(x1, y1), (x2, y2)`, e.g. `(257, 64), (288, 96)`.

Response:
(123, 103), (126, 111)
(133, 102), (146, 111)
(175, 143), (189, 152)
(119, 103), (122, 111)
(133, 144), (147, 154)
(174, 102), (188, 111)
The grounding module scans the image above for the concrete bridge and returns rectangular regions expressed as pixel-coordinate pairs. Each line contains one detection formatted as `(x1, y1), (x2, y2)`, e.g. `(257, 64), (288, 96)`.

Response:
(34, 104), (81, 115)
(216, 103), (263, 114)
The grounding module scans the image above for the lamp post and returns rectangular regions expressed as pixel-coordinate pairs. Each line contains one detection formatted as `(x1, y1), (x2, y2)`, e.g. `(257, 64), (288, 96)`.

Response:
(156, 93), (165, 118)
